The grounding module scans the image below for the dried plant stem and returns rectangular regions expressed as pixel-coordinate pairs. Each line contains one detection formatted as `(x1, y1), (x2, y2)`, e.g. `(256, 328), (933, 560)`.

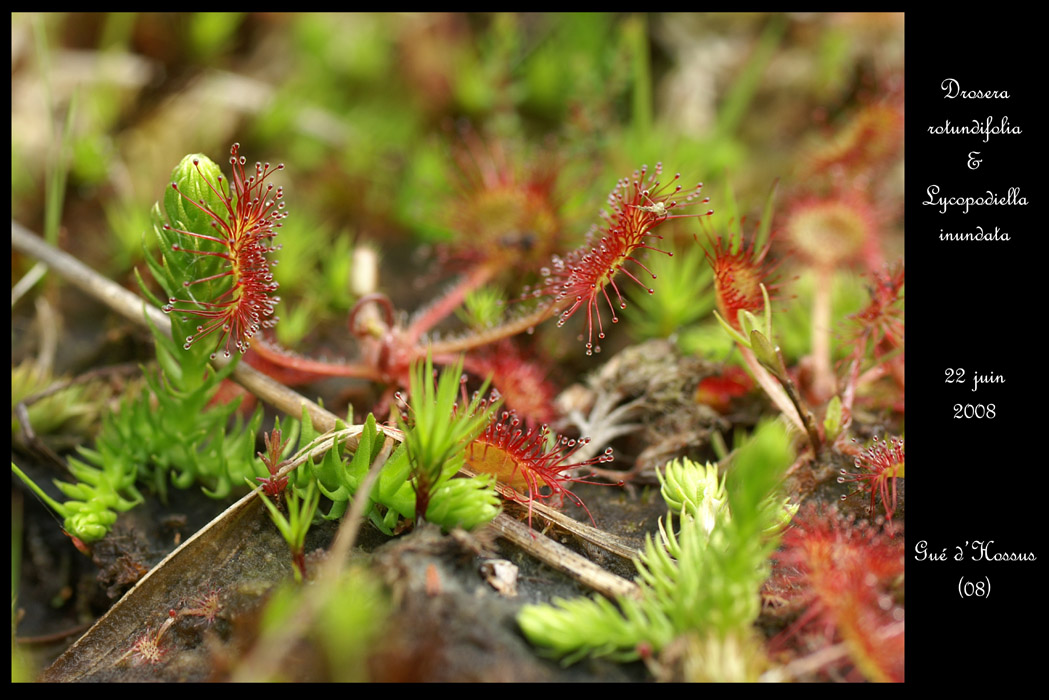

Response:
(461, 465), (641, 561)
(11, 260), (48, 307)
(13, 220), (170, 331)
(488, 511), (640, 601)
(32, 295), (59, 375)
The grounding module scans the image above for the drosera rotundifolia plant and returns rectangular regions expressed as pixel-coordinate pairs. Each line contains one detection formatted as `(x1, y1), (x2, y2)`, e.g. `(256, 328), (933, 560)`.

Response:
(12, 15), (904, 681)
(240, 158), (715, 425)
(13, 144), (712, 546)
(13, 129), (904, 681)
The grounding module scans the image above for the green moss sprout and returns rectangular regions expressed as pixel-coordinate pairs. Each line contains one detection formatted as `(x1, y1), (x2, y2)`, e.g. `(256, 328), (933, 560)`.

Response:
(518, 421), (796, 675)
(398, 354), (502, 529)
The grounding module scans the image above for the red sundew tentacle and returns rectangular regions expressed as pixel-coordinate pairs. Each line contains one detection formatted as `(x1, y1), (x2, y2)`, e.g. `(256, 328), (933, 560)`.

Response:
(772, 504), (904, 681)
(541, 163), (712, 355)
(167, 226), (229, 247)
(600, 282), (621, 320)
(170, 246), (233, 265)
(705, 229), (778, 331)
(624, 253), (663, 279)
(838, 436), (904, 532)
(465, 408), (617, 528)
(615, 265), (652, 294)
(162, 144), (286, 360)
(181, 268), (236, 287)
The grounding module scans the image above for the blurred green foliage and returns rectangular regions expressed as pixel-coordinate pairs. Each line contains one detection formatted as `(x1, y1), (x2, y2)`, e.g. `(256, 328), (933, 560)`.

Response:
(12, 12), (903, 304)
(624, 234), (714, 342)
(253, 563), (390, 681)
(775, 268), (869, 364)
(11, 361), (110, 444)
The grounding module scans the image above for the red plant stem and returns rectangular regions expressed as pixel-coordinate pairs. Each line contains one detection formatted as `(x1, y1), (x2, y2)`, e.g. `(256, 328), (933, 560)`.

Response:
(423, 297), (564, 357)
(348, 293), (395, 333)
(403, 263), (498, 346)
(291, 550), (307, 583)
(249, 337), (385, 381)
(840, 341), (892, 423)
